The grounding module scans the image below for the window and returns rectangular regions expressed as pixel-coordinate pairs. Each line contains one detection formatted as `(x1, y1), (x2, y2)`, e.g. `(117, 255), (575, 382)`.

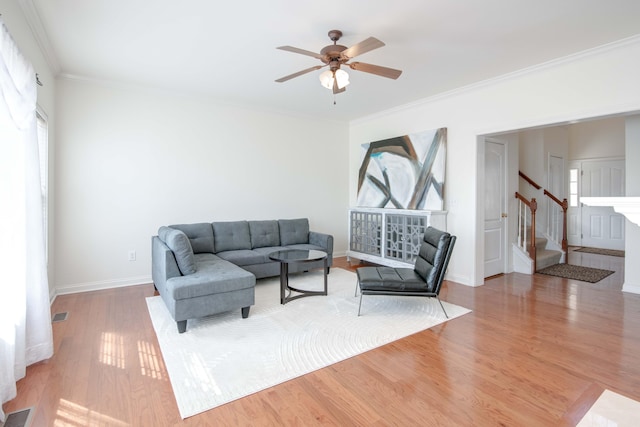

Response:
(569, 168), (579, 207)
(36, 108), (48, 261)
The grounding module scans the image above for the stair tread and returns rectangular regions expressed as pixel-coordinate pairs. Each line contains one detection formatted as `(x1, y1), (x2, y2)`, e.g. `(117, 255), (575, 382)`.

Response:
(537, 248), (562, 258)
(536, 249), (563, 271)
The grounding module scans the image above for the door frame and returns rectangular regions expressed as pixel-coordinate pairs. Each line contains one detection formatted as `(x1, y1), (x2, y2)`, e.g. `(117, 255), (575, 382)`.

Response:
(567, 160), (582, 246)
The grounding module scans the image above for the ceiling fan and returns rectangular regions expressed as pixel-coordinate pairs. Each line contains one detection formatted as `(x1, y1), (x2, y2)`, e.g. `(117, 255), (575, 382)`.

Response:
(275, 30), (402, 95)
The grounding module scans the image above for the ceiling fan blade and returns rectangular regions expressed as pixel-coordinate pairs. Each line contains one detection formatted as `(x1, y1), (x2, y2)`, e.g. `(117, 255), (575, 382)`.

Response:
(333, 78), (346, 94)
(275, 65), (323, 83)
(341, 37), (385, 59)
(276, 46), (323, 59)
(348, 62), (403, 79)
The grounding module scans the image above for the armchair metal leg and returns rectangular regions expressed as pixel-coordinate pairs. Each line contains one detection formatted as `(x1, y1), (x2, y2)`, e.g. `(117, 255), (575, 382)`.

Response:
(357, 294), (364, 316)
(354, 280), (359, 297)
(436, 297), (448, 319)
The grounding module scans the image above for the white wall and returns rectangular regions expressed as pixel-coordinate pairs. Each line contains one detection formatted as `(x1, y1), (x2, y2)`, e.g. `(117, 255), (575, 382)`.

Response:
(624, 115), (640, 293)
(55, 78), (349, 293)
(2, 1), (57, 296)
(569, 117), (626, 159)
(350, 37), (640, 286)
(516, 126), (569, 241)
(518, 129), (544, 200)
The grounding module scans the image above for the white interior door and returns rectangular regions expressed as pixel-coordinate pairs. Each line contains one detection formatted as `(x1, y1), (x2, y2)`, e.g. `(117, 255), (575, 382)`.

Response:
(581, 159), (625, 250)
(484, 139), (507, 277)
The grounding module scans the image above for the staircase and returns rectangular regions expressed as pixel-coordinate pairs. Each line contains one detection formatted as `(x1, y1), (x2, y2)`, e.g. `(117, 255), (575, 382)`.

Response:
(518, 226), (564, 272)
(515, 171), (568, 274)
(534, 235), (563, 271)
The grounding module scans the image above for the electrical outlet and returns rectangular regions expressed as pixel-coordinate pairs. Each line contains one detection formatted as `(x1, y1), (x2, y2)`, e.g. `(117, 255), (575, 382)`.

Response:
(128, 250), (136, 261)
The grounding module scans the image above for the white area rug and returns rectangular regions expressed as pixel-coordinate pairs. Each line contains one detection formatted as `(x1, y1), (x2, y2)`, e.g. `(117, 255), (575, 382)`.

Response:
(577, 389), (640, 427)
(146, 268), (470, 419)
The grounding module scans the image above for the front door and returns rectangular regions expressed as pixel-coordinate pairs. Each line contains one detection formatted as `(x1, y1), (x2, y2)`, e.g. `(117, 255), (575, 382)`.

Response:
(484, 139), (507, 277)
(581, 159), (625, 250)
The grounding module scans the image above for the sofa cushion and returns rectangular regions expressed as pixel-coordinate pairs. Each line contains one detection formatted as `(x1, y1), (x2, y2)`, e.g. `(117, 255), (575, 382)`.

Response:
(212, 221), (251, 252)
(252, 246), (288, 257)
(279, 218), (309, 246)
(169, 223), (215, 253)
(166, 258), (255, 300)
(249, 220), (280, 248)
(217, 249), (267, 267)
(158, 226), (197, 275)
(284, 243), (324, 252)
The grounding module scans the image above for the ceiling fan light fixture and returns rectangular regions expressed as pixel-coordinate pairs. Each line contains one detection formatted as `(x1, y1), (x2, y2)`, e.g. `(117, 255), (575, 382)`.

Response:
(319, 70), (334, 89)
(319, 69), (350, 90)
(335, 69), (350, 89)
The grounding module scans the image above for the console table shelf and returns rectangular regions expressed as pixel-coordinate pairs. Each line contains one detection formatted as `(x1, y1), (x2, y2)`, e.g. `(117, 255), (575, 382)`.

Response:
(347, 208), (447, 268)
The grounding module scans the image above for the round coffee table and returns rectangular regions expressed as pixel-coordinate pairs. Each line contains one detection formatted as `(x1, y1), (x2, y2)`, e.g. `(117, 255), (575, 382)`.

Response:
(268, 249), (328, 304)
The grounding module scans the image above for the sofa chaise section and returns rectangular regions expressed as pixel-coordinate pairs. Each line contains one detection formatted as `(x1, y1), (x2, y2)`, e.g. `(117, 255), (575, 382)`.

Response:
(152, 224), (255, 333)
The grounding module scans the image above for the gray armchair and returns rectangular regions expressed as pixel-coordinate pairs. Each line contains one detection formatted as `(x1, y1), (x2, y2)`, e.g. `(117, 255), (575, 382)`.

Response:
(355, 226), (456, 317)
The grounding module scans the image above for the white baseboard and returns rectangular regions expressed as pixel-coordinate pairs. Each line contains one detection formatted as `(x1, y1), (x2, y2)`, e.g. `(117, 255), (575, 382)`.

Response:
(54, 275), (152, 297)
(622, 282), (640, 295)
(445, 272), (474, 287)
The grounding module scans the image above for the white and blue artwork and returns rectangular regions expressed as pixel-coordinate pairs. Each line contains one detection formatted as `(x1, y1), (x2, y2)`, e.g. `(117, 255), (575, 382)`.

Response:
(356, 128), (446, 210)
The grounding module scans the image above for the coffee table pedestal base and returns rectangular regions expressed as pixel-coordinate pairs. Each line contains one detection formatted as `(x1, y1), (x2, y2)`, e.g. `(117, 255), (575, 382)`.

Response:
(278, 258), (328, 305)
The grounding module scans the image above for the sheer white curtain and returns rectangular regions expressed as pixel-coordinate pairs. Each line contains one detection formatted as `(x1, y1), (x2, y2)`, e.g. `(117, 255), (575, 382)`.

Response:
(0, 18), (53, 422)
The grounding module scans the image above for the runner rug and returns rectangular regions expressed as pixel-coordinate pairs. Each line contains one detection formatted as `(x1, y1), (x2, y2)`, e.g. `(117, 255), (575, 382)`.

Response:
(574, 247), (625, 257)
(537, 263), (614, 283)
(146, 268), (471, 418)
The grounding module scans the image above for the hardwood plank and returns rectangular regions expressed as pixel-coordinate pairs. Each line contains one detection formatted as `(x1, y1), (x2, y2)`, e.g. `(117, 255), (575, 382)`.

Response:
(3, 251), (639, 426)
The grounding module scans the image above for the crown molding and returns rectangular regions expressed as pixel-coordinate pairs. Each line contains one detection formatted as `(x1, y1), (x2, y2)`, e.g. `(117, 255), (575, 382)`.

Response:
(18, 0), (60, 74)
(352, 33), (640, 125)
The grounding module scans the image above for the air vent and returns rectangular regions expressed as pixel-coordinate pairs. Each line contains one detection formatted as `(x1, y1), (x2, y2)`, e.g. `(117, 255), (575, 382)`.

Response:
(3, 407), (33, 427)
(52, 312), (68, 322)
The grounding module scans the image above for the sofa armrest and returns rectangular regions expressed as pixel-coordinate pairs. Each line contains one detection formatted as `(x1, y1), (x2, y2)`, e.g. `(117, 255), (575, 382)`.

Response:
(309, 231), (333, 255)
(152, 236), (182, 295)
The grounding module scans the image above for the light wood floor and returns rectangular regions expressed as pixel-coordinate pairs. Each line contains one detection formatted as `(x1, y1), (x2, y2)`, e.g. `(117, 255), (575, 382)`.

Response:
(5, 249), (640, 426)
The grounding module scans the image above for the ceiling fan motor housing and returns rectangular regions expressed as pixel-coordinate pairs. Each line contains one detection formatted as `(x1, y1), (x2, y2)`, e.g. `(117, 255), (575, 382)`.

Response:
(320, 45), (348, 68)
(321, 29), (349, 69)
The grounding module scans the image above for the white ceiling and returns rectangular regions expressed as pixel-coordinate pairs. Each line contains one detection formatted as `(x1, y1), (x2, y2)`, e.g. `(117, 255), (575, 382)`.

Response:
(26, 0), (640, 121)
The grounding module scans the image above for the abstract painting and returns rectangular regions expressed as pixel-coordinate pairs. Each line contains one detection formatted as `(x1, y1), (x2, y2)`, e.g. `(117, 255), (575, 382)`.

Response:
(357, 128), (447, 210)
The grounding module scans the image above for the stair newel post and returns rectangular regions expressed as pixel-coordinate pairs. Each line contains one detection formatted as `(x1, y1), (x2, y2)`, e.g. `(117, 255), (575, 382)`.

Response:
(530, 198), (537, 272)
(561, 198), (568, 261)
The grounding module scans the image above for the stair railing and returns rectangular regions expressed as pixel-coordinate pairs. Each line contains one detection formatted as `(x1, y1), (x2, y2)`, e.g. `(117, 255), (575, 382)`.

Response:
(518, 171), (542, 190)
(518, 171), (568, 263)
(515, 192), (537, 272)
(543, 189), (568, 254)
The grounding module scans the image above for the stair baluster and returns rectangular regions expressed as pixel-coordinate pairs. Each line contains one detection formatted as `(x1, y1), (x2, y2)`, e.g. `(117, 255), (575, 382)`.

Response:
(515, 192), (537, 272)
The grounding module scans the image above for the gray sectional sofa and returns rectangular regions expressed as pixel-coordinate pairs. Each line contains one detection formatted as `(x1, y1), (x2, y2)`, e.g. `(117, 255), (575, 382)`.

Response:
(151, 218), (333, 333)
